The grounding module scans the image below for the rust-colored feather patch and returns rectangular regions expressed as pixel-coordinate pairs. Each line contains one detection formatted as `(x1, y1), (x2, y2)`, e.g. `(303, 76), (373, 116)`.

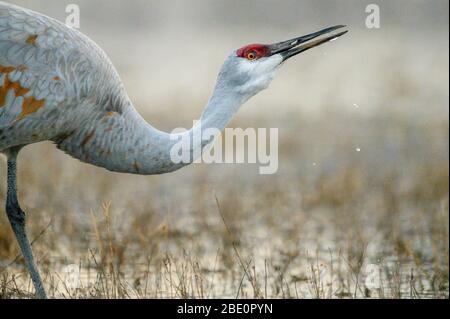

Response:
(0, 65), (15, 73)
(105, 111), (118, 117)
(17, 97), (46, 120)
(26, 34), (38, 45)
(1, 65), (31, 107)
(0, 66), (15, 107)
(0, 64), (46, 121)
(81, 131), (95, 147)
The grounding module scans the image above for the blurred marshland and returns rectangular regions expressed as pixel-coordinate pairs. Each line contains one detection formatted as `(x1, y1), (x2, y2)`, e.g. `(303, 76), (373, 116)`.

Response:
(0, 0), (448, 298)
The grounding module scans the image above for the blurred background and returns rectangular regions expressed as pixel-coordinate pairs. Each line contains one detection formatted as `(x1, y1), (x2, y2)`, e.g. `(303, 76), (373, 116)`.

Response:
(0, 0), (448, 298)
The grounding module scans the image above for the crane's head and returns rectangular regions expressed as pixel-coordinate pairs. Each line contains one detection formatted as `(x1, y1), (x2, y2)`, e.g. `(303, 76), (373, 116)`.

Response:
(218, 25), (347, 101)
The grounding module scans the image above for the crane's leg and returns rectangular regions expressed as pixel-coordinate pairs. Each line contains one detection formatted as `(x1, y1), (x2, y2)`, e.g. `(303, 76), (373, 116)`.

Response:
(4, 148), (47, 299)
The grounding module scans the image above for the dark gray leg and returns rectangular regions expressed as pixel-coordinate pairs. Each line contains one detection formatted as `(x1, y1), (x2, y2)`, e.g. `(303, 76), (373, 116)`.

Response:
(5, 148), (47, 299)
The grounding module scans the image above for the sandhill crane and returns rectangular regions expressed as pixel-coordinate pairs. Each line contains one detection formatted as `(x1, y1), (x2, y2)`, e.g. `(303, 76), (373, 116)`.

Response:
(0, 2), (347, 298)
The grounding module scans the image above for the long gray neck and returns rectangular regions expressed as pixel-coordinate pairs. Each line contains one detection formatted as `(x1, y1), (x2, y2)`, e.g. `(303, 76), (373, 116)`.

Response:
(133, 84), (245, 175)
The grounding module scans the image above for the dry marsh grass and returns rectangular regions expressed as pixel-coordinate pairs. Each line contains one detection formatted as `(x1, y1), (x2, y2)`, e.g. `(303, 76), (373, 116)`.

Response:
(0, 111), (448, 299)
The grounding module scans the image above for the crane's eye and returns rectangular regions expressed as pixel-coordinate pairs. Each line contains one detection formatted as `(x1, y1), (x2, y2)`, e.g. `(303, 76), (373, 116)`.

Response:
(246, 51), (257, 60)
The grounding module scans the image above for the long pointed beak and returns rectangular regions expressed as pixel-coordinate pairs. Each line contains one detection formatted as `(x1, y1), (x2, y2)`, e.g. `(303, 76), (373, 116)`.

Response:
(268, 25), (348, 61)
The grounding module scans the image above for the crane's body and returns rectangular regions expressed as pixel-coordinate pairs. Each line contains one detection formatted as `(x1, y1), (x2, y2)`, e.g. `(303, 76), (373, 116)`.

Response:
(0, 2), (346, 298)
(0, 2), (180, 174)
